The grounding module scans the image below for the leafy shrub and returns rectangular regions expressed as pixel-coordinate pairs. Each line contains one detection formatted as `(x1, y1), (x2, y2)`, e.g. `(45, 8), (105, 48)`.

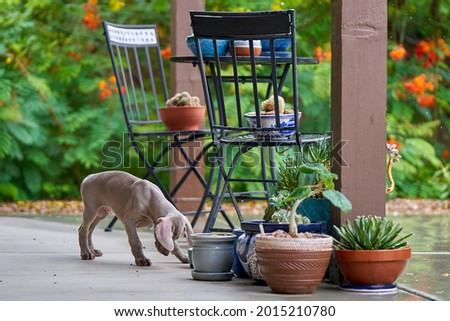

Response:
(0, 0), (448, 201)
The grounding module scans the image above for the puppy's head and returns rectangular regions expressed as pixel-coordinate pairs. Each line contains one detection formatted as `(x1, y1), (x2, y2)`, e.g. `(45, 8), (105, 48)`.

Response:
(154, 214), (193, 256)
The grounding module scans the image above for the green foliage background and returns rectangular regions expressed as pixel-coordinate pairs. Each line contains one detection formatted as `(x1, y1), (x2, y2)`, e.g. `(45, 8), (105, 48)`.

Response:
(0, 0), (448, 201)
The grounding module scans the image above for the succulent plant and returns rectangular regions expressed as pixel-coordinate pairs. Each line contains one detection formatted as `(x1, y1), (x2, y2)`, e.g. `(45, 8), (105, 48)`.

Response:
(270, 209), (310, 224)
(305, 139), (331, 168)
(261, 95), (286, 114)
(333, 215), (413, 250)
(166, 91), (201, 107)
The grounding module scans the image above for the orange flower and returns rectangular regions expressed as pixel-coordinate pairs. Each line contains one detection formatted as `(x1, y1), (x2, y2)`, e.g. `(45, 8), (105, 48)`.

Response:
(108, 75), (116, 84)
(160, 47), (171, 59)
(99, 89), (113, 100)
(389, 45), (407, 61)
(442, 150), (449, 159)
(415, 40), (433, 59)
(417, 94), (436, 108)
(98, 80), (108, 90)
(414, 39), (448, 67)
(315, 47), (324, 63)
(404, 81), (416, 94)
(314, 46), (331, 63)
(404, 74), (434, 95)
(83, 1), (101, 30)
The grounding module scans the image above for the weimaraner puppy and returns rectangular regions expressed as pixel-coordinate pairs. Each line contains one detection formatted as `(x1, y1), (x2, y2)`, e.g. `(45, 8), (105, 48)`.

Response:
(78, 170), (193, 266)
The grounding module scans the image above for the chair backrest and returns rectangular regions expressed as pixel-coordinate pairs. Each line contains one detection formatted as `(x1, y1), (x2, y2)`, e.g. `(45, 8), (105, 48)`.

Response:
(103, 21), (169, 127)
(189, 10), (300, 142)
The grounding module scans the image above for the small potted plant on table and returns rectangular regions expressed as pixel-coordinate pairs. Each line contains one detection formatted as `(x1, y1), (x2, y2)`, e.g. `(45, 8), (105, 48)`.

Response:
(159, 91), (206, 131)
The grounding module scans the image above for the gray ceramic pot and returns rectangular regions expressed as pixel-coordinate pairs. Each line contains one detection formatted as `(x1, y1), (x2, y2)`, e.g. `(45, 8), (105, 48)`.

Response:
(191, 233), (237, 273)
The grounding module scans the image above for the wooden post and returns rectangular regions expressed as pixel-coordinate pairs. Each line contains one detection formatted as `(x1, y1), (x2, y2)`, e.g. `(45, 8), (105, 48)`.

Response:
(329, 0), (387, 282)
(170, 0), (206, 214)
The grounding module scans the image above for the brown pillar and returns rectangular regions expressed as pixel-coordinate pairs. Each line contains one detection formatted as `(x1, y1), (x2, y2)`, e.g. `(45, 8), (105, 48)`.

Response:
(330, 0), (387, 228)
(329, 0), (387, 284)
(170, 0), (206, 213)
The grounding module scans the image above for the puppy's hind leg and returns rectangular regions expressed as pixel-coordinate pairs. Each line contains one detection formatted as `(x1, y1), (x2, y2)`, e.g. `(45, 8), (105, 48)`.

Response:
(87, 211), (108, 257)
(79, 206), (107, 260)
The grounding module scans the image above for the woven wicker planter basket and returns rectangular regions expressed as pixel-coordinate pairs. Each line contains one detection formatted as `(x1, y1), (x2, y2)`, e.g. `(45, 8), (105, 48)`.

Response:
(255, 233), (333, 294)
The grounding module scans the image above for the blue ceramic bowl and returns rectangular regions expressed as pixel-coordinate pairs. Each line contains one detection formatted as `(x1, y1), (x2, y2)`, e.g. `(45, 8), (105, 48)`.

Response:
(260, 38), (292, 52)
(186, 36), (229, 57)
(245, 112), (301, 140)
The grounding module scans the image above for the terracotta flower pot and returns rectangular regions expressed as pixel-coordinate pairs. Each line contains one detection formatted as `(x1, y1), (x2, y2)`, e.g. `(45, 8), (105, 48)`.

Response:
(234, 40), (262, 57)
(159, 106), (206, 131)
(236, 220), (327, 281)
(334, 247), (411, 285)
(255, 233), (333, 294)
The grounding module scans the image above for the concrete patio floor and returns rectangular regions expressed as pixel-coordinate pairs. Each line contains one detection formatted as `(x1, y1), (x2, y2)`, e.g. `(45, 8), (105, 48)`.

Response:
(0, 216), (446, 301)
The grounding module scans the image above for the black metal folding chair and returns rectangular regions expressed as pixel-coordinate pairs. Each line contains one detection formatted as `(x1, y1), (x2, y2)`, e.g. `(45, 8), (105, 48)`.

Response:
(102, 21), (214, 231)
(190, 10), (327, 232)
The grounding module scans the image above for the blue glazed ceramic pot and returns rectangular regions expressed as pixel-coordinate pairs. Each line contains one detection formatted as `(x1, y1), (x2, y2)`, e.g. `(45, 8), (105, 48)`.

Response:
(260, 38), (291, 52)
(232, 229), (249, 278)
(298, 198), (331, 234)
(244, 112), (302, 140)
(186, 36), (229, 57)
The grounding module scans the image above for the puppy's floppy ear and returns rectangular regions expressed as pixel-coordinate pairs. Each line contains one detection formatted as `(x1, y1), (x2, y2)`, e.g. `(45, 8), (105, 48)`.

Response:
(155, 217), (174, 252)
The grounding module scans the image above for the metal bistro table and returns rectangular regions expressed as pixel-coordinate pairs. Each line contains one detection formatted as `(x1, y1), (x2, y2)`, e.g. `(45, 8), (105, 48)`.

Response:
(171, 55), (319, 99)
(171, 54), (324, 232)
(171, 55), (323, 146)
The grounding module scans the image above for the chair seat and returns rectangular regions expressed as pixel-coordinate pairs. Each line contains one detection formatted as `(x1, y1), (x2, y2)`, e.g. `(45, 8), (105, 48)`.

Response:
(133, 129), (211, 138)
(220, 133), (329, 146)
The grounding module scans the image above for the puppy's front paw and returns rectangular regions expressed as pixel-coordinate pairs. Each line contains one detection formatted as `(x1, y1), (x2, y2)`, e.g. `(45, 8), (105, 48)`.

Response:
(179, 254), (189, 264)
(92, 249), (103, 257)
(81, 251), (96, 260)
(135, 257), (152, 266)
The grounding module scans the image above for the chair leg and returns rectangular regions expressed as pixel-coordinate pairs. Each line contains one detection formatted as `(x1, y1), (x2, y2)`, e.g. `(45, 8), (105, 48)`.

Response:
(203, 146), (245, 232)
(190, 141), (216, 228)
(104, 216), (118, 232)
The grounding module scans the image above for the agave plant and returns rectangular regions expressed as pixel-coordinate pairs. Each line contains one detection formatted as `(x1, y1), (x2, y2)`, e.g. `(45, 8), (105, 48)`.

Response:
(333, 215), (413, 250)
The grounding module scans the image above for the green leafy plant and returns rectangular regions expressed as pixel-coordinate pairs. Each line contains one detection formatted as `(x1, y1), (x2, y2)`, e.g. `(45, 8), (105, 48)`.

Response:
(304, 139), (331, 168)
(333, 215), (413, 250)
(265, 162), (352, 237)
(264, 155), (316, 221)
